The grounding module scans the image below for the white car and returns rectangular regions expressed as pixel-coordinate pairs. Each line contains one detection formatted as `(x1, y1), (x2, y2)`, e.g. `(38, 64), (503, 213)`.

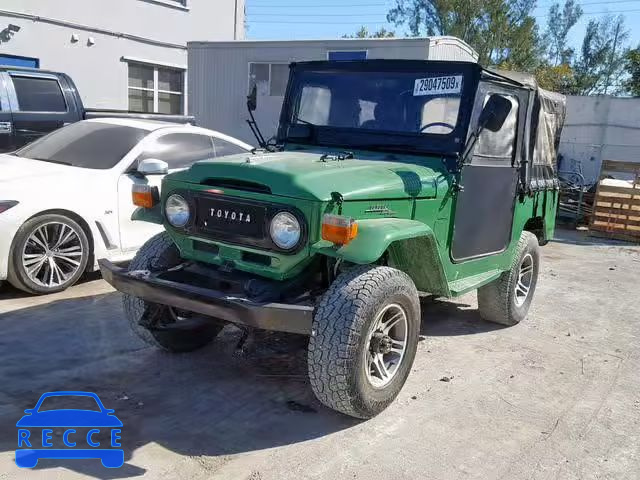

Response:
(0, 118), (253, 294)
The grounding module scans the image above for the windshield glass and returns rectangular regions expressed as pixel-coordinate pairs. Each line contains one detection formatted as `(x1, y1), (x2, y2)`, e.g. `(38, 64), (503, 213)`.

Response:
(291, 70), (464, 136)
(14, 121), (148, 169)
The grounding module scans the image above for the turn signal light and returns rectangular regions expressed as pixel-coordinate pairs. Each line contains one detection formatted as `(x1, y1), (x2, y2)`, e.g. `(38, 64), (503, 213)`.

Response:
(132, 185), (159, 208)
(322, 214), (358, 245)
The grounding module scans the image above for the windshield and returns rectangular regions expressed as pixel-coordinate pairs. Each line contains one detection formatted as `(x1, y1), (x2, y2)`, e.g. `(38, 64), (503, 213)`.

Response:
(14, 121), (148, 169)
(291, 70), (464, 136)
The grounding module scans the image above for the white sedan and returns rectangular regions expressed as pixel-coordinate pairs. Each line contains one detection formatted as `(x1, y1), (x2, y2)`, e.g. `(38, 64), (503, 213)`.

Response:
(0, 118), (253, 294)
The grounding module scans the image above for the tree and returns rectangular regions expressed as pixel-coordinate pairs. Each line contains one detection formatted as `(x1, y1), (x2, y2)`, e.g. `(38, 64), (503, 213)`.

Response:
(343, 26), (395, 39)
(625, 47), (640, 97)
(386, 0), (540, 69)
(545, 0), (583, 66)
(572, 15), (629, 95)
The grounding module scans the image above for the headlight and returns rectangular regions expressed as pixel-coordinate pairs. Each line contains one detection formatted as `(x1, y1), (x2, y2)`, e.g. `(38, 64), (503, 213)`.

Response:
(165, 194), (190, 228)
(270, 211), (301, 250)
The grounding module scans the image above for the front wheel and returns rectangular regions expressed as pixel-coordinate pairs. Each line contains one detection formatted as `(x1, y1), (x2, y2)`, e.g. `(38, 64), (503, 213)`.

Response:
(122, 233), (224, 353)
(8, 214), (90, 295)
(308, 266), (421, 419)
(477, 231), (540, 326)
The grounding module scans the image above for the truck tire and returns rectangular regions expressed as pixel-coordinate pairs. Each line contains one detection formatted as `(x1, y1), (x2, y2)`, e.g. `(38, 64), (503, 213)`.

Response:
(8, 214), (90, 295)
(308, 266), (421, 418)
(477, 231), (540, 326)
(122, 232), (224, 353)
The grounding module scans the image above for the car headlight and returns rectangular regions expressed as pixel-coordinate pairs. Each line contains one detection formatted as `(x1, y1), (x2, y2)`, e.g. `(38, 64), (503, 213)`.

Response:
(270, 211), (301, 250)
(165, 194), (190, 228)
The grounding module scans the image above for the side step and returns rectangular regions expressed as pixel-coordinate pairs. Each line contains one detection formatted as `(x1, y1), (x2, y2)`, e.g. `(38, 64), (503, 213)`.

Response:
(448, 269), (503, 297)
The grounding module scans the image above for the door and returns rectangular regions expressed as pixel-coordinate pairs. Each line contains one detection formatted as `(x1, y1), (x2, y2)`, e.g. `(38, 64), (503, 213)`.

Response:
(0, 73), (14, 152)
(451, 88), (523, 261)
(7, 72), (77, 148)
(117, 132), (215, 252)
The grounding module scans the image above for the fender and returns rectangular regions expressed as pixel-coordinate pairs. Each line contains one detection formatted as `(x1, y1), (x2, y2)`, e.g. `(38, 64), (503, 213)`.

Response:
(131, 205), (163, 225)
(312, 218), (450, 296)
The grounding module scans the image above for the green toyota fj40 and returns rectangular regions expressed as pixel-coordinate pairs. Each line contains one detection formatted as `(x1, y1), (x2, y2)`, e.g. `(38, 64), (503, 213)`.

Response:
(100, 60), (566, 418)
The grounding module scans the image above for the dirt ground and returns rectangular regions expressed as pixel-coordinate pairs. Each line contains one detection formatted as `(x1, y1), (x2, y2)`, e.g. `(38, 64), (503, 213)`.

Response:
(0, 227), (639, 480)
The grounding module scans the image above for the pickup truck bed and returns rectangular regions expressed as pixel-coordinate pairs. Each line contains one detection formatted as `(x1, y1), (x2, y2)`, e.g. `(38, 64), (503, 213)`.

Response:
(0, 65), (194, 152)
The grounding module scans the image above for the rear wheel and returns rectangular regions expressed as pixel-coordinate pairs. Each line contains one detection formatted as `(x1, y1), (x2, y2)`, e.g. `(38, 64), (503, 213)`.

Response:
(8, 214), (90, 295)
(122, 233), (224, 352)
(477, 231), (540, 326)
(308, 266), (421, 418)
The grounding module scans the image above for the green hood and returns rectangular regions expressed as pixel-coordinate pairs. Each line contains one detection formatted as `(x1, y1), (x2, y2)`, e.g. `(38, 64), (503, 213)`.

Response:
(172, 150), (445, 201)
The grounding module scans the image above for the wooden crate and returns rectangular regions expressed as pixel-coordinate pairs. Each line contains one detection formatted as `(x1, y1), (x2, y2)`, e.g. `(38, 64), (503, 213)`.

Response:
(590, 160), (640, 242)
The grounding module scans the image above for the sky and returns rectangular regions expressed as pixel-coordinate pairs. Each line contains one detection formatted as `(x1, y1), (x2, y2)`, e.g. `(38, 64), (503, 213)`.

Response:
(245, 0), (640, 52)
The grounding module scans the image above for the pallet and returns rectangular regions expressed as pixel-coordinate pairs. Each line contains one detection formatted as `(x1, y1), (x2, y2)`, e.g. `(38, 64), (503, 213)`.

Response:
(589, 160), (640, 243)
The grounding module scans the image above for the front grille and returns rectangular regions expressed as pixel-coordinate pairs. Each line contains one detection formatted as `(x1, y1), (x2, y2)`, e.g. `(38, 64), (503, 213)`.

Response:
(190, 194), (307, 254)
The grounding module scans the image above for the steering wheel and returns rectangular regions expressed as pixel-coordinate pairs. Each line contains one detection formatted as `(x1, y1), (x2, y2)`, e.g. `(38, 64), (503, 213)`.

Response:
(420, 122), (456, 133)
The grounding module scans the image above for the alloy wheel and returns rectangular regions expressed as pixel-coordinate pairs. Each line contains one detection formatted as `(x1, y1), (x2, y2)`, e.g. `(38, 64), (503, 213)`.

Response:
(365, 303), (409, 388)
(21, 222), (84, 289)
(514, 253), (534, 307)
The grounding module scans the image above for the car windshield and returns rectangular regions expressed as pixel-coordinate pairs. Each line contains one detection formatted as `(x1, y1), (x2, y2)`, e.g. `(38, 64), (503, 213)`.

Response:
(14, 121), (148, 169)
(290, 69), (464, 136)
(37, 395), (102, 412)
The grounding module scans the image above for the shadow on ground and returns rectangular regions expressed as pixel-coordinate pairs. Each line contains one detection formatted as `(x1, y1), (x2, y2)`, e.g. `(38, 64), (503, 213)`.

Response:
(0, 290), (493, 478)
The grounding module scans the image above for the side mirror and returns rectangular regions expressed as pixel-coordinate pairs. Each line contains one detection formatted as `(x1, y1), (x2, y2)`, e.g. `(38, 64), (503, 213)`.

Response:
(138, 158), (168, 175)
(247, 85), (257, 112)
(479, 94), (513, 132)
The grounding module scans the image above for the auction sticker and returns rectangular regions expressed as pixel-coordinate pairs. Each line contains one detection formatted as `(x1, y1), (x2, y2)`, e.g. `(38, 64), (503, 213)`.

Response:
(413, 75), (463, 96)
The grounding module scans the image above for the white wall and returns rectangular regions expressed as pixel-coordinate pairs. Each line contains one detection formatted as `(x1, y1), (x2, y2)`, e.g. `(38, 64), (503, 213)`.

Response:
(559, 95), (640, 185)
(0, 0), (244, 109)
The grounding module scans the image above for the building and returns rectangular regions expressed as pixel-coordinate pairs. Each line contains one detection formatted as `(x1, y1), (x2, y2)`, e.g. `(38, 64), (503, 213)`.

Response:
(0, 0), (245, 114)
(188, 37), (479, 144)
(559, 95), (640, 186)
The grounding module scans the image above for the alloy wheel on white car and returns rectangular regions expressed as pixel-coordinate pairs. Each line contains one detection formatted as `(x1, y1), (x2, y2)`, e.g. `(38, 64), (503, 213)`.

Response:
(22, 222), (84, 288)
(9, 214), (90, 295)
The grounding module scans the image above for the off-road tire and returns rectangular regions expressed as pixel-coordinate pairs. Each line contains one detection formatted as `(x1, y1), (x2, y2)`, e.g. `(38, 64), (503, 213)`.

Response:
(122, 232), (223, 352)
(308, 266), (421, 418)
(8, 214), (90, 295)
(477, 231), (540, 326)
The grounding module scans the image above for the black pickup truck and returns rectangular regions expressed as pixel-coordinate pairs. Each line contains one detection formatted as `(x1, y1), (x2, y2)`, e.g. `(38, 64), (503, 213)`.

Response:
(0, 65), (195, 152)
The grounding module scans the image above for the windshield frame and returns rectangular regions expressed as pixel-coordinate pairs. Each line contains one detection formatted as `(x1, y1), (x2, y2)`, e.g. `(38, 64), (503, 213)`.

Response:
(278, 60), (482, 157)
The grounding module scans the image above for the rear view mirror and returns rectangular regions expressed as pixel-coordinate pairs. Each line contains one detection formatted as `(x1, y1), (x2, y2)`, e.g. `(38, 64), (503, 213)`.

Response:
(138, 158), (168, 175)
(247, 85), (257, 112)
(479, 94), (512, 132)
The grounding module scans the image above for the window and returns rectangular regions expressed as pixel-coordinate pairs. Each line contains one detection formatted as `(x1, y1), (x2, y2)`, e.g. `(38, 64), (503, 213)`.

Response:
(137, 133), (214, 170)
(475, 94), (519, 162)
(15, 122), (148, 169)
(327, 51), (367, 61)
(421, 97), (461, 134)
(12, 76), (66, 112)
(213, 138), (249, 158)
(128, 63), (184, 114)
(249, 63), (289, 97)
(290, 70), (464, 135)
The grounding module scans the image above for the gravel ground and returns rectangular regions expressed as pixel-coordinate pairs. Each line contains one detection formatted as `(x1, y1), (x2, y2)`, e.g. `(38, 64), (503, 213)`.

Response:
(0, 227), (638, 480)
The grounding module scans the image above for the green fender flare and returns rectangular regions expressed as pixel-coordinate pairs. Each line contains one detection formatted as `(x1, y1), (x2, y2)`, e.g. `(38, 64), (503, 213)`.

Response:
(311, 218), (450, 296)
(131, 205), (163, 224)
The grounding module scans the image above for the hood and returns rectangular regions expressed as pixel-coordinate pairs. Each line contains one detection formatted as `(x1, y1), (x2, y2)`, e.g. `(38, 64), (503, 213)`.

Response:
(0, 154), (73, 181)
(173, 150), (446, 201)
(0, 154), (93, 198)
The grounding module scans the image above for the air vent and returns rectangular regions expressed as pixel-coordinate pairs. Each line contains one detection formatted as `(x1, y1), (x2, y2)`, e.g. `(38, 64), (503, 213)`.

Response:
(242, 251), (272, 266)
(193, 240), (219, 255)
(201, 178), (272, 194)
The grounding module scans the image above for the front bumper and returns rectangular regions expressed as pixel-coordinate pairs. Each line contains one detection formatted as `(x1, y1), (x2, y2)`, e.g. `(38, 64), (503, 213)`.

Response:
(99, 260), (313, 335)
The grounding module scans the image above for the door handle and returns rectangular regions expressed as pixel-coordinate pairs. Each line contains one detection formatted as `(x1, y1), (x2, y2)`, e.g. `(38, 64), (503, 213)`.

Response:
(0, 122), (12, 134)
